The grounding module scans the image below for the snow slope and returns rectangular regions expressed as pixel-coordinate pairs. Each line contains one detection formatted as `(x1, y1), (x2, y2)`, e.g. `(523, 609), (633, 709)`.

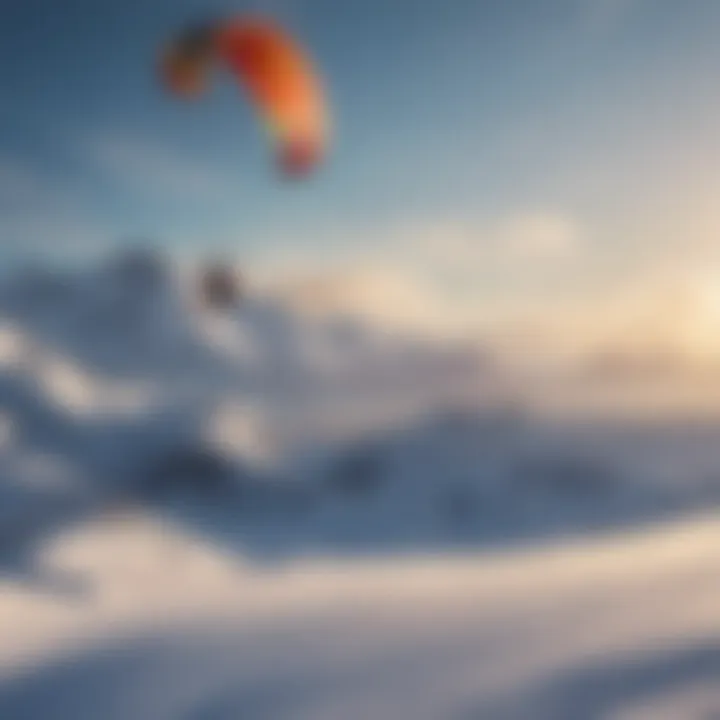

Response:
(0, 510), (719, 719)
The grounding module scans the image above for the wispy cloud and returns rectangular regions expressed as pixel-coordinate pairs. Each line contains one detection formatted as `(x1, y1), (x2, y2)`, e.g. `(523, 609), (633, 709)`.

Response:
(0, 159), (112, 260)
(254, 210), (583, 275)
(250, 204), (720, 362)
(246, 209), (586, 335)
(86, 133), (244, 204)
(0, 160), (54, 209)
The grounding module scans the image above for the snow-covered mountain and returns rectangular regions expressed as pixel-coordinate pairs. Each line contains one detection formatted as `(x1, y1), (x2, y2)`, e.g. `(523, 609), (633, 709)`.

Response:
(3, 249), (720, 717)
(2, 248), (720, 569)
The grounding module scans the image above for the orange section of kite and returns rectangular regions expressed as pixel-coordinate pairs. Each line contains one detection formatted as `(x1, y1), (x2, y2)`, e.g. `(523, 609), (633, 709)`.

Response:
(160, 16), (329, 179)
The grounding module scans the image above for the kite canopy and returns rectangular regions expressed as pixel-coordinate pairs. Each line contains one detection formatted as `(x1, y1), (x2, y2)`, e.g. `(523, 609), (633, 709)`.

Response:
(160, 15), (329, 179)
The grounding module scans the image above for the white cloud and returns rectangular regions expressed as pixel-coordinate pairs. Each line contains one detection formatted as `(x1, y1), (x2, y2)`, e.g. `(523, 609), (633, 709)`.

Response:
(246, 209), (585, 336)
(246, 206), (720, 363)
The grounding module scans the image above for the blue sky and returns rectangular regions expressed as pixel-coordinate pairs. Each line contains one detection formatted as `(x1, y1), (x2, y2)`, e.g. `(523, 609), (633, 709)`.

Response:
(3, 0), (720, 334)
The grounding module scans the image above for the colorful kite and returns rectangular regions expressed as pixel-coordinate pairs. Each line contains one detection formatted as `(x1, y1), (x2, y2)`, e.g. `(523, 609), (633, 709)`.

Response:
(160, 16), (329, 179)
